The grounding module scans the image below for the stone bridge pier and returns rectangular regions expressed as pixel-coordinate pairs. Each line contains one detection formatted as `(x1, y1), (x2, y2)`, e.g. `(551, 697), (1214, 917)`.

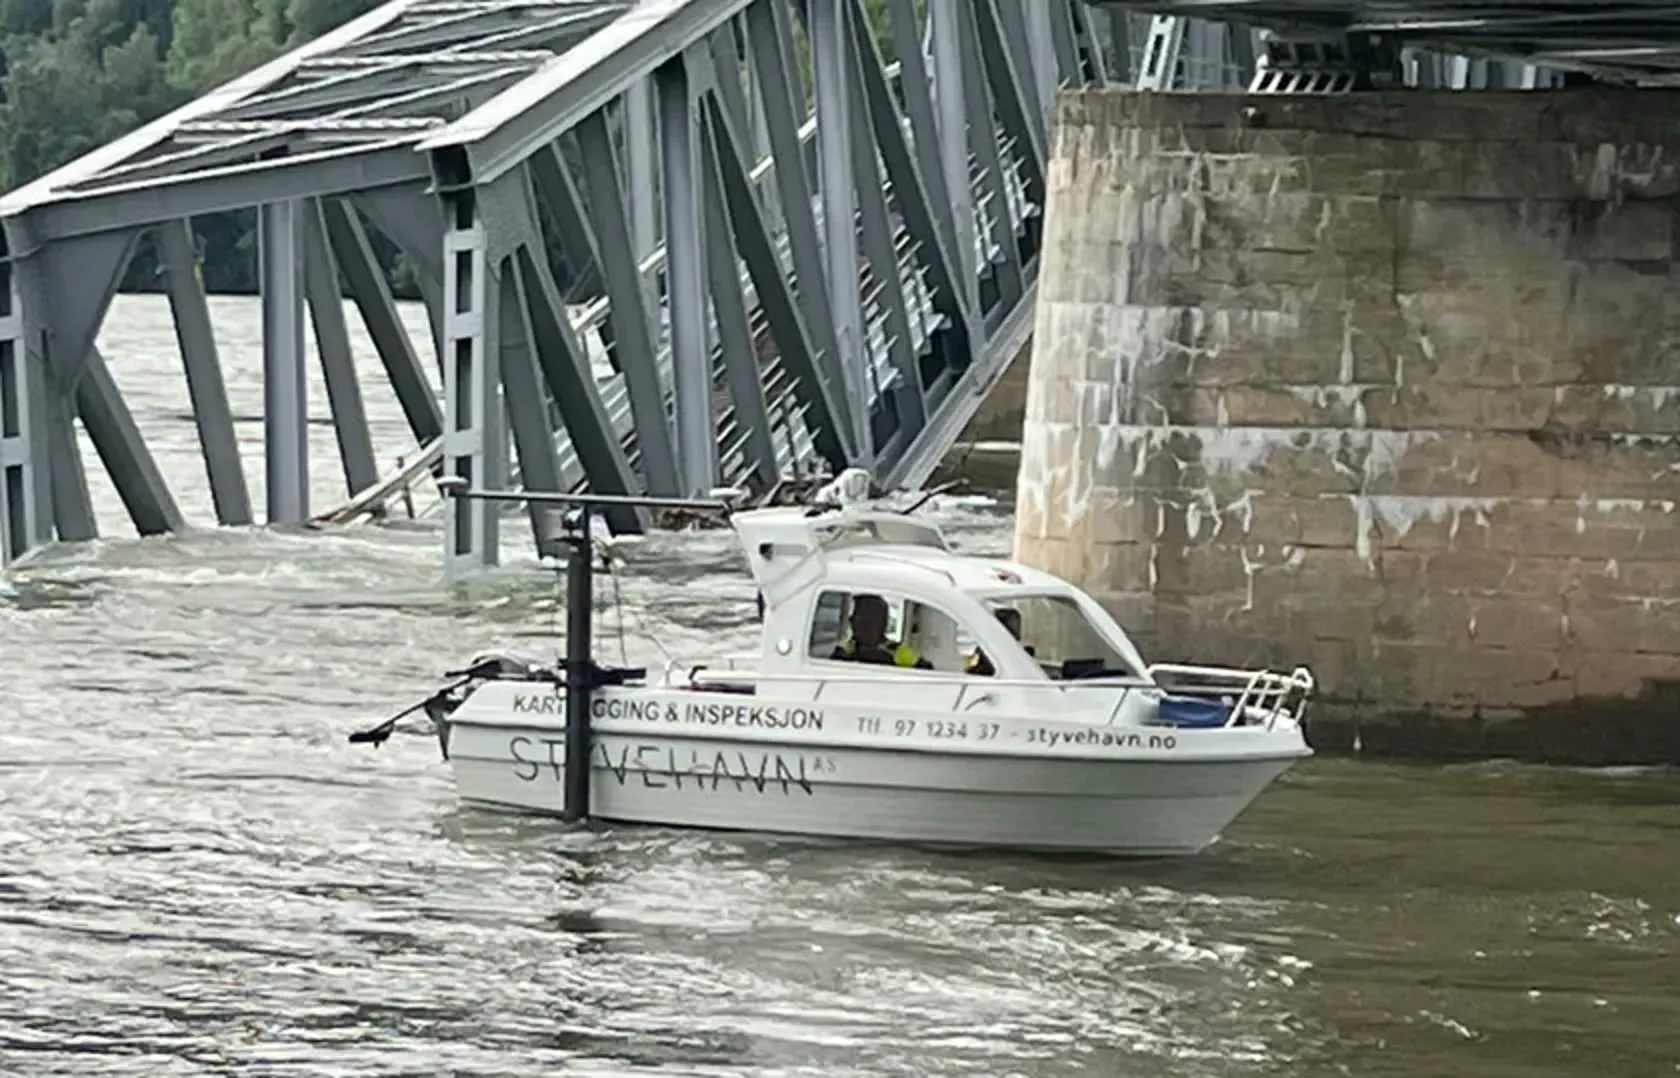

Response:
(1016, 88), (1680, 764)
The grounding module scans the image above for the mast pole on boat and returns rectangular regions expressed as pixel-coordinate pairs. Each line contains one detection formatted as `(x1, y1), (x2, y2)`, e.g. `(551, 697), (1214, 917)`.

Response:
(560, 506), (594, 822)
(435, 478), (742, 822)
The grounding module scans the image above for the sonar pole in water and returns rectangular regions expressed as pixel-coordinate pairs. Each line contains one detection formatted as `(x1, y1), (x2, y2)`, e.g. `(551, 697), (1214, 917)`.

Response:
(438, 479), (737, 823)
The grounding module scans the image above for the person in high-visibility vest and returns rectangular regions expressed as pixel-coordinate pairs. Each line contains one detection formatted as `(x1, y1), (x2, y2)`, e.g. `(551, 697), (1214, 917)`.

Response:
(830, 593), (932, 669)
(965, 607), (1033, 676)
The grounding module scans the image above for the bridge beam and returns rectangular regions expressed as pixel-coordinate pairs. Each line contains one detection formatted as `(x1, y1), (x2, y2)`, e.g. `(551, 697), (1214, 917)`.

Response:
(656, 49), (719, 497)
(699, 112), (780, 492)
(2, 224), (151, 547)
(302, 197), (382, 499)
(157, 219), (253, 528)
(572, 111), (681, 496)
(494, 251), (567, 547)
(514, 236), (647, 533)
(8, 145), (432, 249)
(77, 346), (185, 536)
(260, 199), (311, 525)
(0, 256), (45, 563)
(744, 0), (856, 464)
(842, 3), (925, 443)
(320, 198), (443, 450)
(0, 0), (1110, 573)
(809, 0), (871, 463)
(440, 187), (503, 578)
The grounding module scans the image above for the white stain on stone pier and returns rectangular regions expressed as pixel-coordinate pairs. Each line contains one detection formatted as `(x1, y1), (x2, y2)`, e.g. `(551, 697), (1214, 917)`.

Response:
(1012, 89), (1680, 740)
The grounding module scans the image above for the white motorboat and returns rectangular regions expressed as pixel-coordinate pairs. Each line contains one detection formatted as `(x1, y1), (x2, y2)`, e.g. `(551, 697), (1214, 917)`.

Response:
(357, 474), (1315, 856)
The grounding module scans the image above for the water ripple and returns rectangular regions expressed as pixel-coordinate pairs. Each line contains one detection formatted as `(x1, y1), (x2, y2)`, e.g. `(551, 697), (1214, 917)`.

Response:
(4, 296), (1679, 1076)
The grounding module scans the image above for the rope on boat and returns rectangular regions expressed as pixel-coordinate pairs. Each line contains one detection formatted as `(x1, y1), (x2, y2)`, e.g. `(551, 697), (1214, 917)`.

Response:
(346, 657), (527, 748)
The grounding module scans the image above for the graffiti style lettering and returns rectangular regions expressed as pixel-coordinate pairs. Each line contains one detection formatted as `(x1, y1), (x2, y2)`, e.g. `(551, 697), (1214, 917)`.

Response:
(595, 742), (823, 796)
(510, 735), (539, 782)
(681, 701), (825, 732)
(511, 736), (831, 792)
(508, 735), (568, 780)
(1024, 727), (1178, 751)
(512, 694), (564, 716)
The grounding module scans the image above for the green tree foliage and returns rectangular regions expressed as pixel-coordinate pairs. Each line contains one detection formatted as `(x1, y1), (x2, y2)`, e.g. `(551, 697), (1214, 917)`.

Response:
(1, 0), (177, 187)
(0, 0), (390, 294)
(166, 0), (374, 92)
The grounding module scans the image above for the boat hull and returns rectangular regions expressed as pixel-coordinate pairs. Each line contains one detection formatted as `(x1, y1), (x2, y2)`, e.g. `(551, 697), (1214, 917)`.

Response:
(443, 724), (1304, 856)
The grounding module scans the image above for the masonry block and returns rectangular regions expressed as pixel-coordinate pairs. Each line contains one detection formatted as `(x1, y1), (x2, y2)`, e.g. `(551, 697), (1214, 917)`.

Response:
(1016, 88), (1680, 765)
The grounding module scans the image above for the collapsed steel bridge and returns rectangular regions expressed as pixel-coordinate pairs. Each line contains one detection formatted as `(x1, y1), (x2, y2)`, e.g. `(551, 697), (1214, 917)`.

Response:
(0, 0), (1563, 576)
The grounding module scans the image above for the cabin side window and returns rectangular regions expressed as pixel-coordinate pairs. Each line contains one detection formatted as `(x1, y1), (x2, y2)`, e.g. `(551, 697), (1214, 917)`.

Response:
(807, 590), (853, 657)
(1005, 594), (1146, 680)
(807, 589), (958, 672)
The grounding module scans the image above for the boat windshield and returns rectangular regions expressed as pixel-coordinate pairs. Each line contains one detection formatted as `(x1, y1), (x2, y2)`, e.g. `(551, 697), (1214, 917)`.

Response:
(973, 592), (1149, 681)
(816, 514), (947, 553)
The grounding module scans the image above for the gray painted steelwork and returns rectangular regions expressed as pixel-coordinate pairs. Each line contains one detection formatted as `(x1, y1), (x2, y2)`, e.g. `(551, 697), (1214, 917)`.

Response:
(1099, 1), (1674, 85)
(0, 0), (1319, 577)
(260, 200), (311, 525)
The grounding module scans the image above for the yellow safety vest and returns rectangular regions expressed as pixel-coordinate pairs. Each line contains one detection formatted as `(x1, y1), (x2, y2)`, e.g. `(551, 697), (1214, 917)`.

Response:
(836, 638), (922, 668)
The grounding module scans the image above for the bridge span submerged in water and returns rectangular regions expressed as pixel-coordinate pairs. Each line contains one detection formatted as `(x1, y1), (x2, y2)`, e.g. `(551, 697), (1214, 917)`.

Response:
(0, 0), (1663, 586)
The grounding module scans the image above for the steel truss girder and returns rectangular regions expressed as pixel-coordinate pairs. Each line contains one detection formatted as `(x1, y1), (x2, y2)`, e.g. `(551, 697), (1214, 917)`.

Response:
(320, 198), (445, 449)
(572, 112), (682, 496)
(2, 0), (1178, 576)
(446, 0), (1095, 540)
(418, 0), (762, 186)
(156, 219), (253, 528)
(1090, 1), (1680, 83)
(342, 5), (581, 58)
(12, 144), (432, 249)
(698, 110), (780, 491)
(301, 197), (383, 498)
(840, 0), (924, 439)
(0, 0), (633, 247)
(436, 0), (1067, 566)
(702, 91), (851, 472)
(744, 0), (855, 462)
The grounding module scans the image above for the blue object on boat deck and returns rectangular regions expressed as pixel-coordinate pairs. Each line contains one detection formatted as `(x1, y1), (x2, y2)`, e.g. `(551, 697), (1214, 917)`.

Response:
(1156, 695), (1232, 729)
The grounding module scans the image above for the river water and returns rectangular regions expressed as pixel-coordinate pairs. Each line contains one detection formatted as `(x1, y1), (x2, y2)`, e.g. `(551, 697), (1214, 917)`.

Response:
(2, 296), (1677, 1077)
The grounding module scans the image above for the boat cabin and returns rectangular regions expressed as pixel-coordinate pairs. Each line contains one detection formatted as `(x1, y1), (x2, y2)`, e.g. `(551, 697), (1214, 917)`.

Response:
(726, 504), (1155, 691)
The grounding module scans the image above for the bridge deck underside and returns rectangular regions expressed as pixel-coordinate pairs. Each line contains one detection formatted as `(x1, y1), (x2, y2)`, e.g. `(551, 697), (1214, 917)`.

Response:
(0, 0), (1162, 574)
(1107, 1), (1680, 83)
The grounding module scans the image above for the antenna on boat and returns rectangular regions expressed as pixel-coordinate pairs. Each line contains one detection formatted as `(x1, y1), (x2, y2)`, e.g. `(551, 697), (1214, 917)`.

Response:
(434, 478), (735, 823)
(897, 478), (967, 517)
